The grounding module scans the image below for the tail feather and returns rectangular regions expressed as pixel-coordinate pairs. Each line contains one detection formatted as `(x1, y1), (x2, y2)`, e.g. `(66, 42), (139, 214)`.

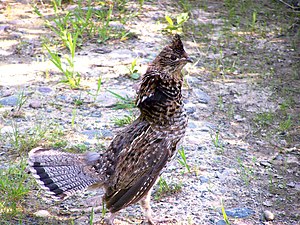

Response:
(28, 147), (104, 199)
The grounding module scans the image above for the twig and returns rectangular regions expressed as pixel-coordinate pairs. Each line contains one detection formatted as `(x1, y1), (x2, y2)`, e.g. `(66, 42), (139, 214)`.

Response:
(278, 0), (300, 10)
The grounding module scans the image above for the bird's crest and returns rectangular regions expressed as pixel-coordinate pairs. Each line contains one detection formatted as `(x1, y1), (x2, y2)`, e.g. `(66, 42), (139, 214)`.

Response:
(169, 34), (185, 55)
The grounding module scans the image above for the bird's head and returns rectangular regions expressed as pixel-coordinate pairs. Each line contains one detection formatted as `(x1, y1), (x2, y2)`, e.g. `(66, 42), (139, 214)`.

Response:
(151, 34), (192, 77)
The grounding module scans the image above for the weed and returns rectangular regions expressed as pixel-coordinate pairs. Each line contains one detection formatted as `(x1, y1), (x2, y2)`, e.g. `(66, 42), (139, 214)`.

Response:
(96, 3), (113, 43)
(236, 157), (255, 186)
(15, 89), (28, 112)
(279, 115), (292, 132)
(44, 38), (81, 89)
(7, 122), (47, 153)
(210, 130), (224, 153)
(179, 0), (191, 12)
(0, 160), (30, 217)
(163, 13), (189, 34)
(178, 147), (191, 173)
(74, 143), (88, 152)
(220, 198), (231, 225)
(102, 199), (107, 217)
(71, 108), (77, 128)
(113, 113), (135, 127)
(107, 90), (135, 109)
(251, 11), (257, 31)
(253, 112), (274, 127)
(217, 95), (224, 111)
(128, 58), (140, 80)
(89, 207), (94, 225)
(87, 77), (102, 102)
(154, 177), (182, 201)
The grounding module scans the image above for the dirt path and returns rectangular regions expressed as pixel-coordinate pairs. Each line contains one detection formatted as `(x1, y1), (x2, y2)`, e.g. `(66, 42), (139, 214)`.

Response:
(0, 0), (299, 225)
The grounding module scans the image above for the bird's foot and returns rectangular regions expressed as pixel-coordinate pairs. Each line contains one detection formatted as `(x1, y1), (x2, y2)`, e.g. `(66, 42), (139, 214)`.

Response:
(102, 213), (116, 225)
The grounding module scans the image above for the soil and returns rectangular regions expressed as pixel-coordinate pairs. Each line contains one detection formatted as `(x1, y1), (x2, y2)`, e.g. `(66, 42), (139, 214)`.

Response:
(0, 0), (299, 225)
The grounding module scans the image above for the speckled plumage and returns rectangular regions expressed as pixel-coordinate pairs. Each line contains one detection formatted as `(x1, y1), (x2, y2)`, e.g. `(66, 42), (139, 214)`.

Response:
(28, 34), (192, 224)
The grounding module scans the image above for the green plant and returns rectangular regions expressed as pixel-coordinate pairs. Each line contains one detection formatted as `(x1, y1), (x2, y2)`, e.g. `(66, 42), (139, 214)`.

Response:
(253, 111), (274, 127)
(89, 207), (94, 225)
(251, 11), (257, 31)
(87, 77), (102, 102)
(44, 32), (81, 89)
(154, 177), (182, 201)
(97, 3), (113, 43)
(236, 157), (255, 186)
(164, 12), (189, 34)
(71, 108), (77, 128)
(178, 147), (191, 173)
(210, 130), (224, 153)
(107, 90), (135, 109)
(221, 198), (230, 225)
(0, 160), (30, 217)
(102, 199), (107, 217)
(15, 89), (28, 112)
(7, 122), (47, 153)
(179, 0), (191, 12)
(128, 58), (140, 80)
(113, 113), (135, 127)
(279, 115), (292, 132)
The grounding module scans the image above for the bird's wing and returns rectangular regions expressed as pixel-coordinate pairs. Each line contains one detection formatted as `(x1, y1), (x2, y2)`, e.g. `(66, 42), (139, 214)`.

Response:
(104, 124), (177, 213)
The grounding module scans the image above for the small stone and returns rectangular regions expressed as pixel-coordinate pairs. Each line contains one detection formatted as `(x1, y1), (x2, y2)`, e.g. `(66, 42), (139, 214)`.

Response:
(38, 86), (52, 94)
(286, 155), (299, 165)
(0, 95), (18, 106)
(199, 176), (209, 183)
(286, 182), (295, 188)
(234, 114), (245, 122)
(29, 100), (42, 108)
(188, 121), (197, 129)
(186, 76), (202, 86)
(109, 21), (125, 30)
(263, 210), (275, 221)
(263, 200), (273, 207)
(184, 102), (196, 114)
(279, 139), (287, 146)
(193, 89), (210, 104)
(260, 161), (272, 167)
(216, 220), (227, 225)
(0, 126), (14, 134)
(34, 210), (51, 217)
(224, 207), (255, 218)
(2, 89), (13, 97)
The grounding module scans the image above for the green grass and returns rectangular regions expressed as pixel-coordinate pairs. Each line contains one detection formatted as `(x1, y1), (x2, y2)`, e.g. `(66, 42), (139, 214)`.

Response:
(154, 177), (182, 201)
(113, 113), (135, 127)
(178, 147), (191, 173)
(4, 122), (67, 153)
(210, 130), (224, 154)
(236, 157), (256, 186)
(0, 161), (31, 218)
(221, 198), (231, 225)
(44, 32), (81, 89)
(253, 111), (275, 127)
(107, 90), (135, 109)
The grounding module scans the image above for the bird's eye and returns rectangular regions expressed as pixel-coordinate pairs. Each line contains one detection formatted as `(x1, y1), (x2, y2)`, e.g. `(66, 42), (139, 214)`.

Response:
(171, 55), (177, 60)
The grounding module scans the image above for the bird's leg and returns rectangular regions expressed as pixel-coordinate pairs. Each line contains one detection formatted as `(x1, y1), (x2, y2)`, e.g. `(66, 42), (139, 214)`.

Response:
(103, 212), (116, 225)
(140, 188), (155, 225)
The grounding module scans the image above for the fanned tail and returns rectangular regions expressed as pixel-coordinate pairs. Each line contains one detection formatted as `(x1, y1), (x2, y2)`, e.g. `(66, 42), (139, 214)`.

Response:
(28, 147), (104, 199)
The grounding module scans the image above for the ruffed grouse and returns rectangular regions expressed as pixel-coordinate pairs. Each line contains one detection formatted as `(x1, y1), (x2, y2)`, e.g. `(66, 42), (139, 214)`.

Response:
(28, 34), (192, 224)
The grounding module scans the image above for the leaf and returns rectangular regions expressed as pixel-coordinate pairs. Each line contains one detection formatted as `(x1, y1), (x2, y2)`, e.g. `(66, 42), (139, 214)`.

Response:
(165, 15), (173, 26)
(177, 12), (189, 25)
(130, 73), (140, 80)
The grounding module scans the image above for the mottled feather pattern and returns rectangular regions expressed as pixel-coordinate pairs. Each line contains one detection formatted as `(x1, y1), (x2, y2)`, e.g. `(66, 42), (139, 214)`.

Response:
(28, 34), (191, 224)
